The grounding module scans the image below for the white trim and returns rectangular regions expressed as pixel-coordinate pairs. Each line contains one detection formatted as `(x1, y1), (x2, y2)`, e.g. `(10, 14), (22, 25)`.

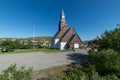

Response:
(55, 39), (59, 44)
(60, 42), (66, 50)
(51, 38), (60, 49)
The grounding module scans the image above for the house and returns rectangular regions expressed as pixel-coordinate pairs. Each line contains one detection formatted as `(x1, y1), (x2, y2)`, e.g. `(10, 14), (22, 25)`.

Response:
(51, 10), (83, 50)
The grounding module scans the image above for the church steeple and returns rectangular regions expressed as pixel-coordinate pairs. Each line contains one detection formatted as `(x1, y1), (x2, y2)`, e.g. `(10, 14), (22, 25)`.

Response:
(61, 10), (66, 23)
(59, 10), (68, 31)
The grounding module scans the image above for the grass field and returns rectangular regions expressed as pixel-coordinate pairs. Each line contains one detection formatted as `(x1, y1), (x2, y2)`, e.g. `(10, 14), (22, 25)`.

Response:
(0, 48), (66, 54)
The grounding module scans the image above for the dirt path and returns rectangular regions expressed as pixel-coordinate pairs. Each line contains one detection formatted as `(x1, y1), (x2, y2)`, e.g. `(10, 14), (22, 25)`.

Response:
(0, 50), (88, 73)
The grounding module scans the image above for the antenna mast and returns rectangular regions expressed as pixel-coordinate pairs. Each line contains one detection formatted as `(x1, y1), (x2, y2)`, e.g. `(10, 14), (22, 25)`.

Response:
(33, 24), (35, 49)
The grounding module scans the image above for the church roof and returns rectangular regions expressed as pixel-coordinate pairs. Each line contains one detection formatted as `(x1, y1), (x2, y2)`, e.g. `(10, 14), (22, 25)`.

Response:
(61, 28), (75, 42)
(53, 25), (69, 39)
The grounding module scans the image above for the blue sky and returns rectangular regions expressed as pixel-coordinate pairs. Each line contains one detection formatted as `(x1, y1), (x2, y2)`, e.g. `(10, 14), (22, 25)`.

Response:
(0, 0), (120, 40)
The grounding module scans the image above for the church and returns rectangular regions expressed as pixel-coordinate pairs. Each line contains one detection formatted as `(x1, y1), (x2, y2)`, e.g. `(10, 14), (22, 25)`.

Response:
(51, 10), (83, 50)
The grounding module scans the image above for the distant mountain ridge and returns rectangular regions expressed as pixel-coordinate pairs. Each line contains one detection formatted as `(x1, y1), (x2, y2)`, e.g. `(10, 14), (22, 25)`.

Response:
(83, 40), (94, 45)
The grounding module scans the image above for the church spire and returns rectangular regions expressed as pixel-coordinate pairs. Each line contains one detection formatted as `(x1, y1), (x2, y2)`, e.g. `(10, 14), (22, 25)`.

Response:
(59, 10), (67, 31)
(61, 10), (66, 23)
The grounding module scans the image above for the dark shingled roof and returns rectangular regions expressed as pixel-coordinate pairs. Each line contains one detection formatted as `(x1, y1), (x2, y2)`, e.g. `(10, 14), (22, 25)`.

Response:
(53, 25), (69, 39)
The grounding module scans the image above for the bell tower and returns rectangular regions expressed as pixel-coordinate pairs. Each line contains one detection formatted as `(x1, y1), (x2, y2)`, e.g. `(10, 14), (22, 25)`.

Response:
(59, 10), (67, 31)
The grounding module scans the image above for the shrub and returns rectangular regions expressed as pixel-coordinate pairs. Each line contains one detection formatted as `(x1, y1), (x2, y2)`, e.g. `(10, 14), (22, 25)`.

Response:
(0, 64), (33, 80)
(88, 49), (120, 78)
(93, 26), (120, 52)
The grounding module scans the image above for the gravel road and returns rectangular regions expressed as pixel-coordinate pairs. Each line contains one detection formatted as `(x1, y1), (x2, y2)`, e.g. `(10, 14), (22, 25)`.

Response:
(0, 50), (88, 73)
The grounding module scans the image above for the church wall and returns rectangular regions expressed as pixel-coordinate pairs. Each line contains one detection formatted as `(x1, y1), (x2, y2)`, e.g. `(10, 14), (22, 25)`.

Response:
(70, 43), (82, 49)
(70, 35), (83, 48)
(60, 42), (66, 50)
(51, 39), (60, 49)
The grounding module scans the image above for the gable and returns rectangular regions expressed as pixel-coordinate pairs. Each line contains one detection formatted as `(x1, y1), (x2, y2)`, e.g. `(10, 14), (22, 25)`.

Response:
(69, 34), (82, 44)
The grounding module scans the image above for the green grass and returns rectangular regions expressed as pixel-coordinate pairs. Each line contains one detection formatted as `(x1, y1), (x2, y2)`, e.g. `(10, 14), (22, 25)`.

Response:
(0, 48), (67, 54)
(15, 48), (64, 53)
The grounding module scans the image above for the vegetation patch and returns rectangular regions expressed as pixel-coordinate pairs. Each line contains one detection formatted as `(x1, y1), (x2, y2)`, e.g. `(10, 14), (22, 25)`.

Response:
(0, 48), (66, 54)
(0, 64), (33, 80)
(32, 65), (67, 80)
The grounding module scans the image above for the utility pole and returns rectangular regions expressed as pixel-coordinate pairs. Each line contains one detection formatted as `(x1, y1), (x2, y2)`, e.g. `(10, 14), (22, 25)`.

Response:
(33, 24), (35, 49)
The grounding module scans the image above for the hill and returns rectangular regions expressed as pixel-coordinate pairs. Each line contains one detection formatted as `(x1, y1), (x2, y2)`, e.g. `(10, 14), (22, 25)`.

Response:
(0, 36), (52, 42)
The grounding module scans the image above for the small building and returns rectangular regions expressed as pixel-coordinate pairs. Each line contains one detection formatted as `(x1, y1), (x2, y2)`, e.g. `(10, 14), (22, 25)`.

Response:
(51, 10), (83, 50)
